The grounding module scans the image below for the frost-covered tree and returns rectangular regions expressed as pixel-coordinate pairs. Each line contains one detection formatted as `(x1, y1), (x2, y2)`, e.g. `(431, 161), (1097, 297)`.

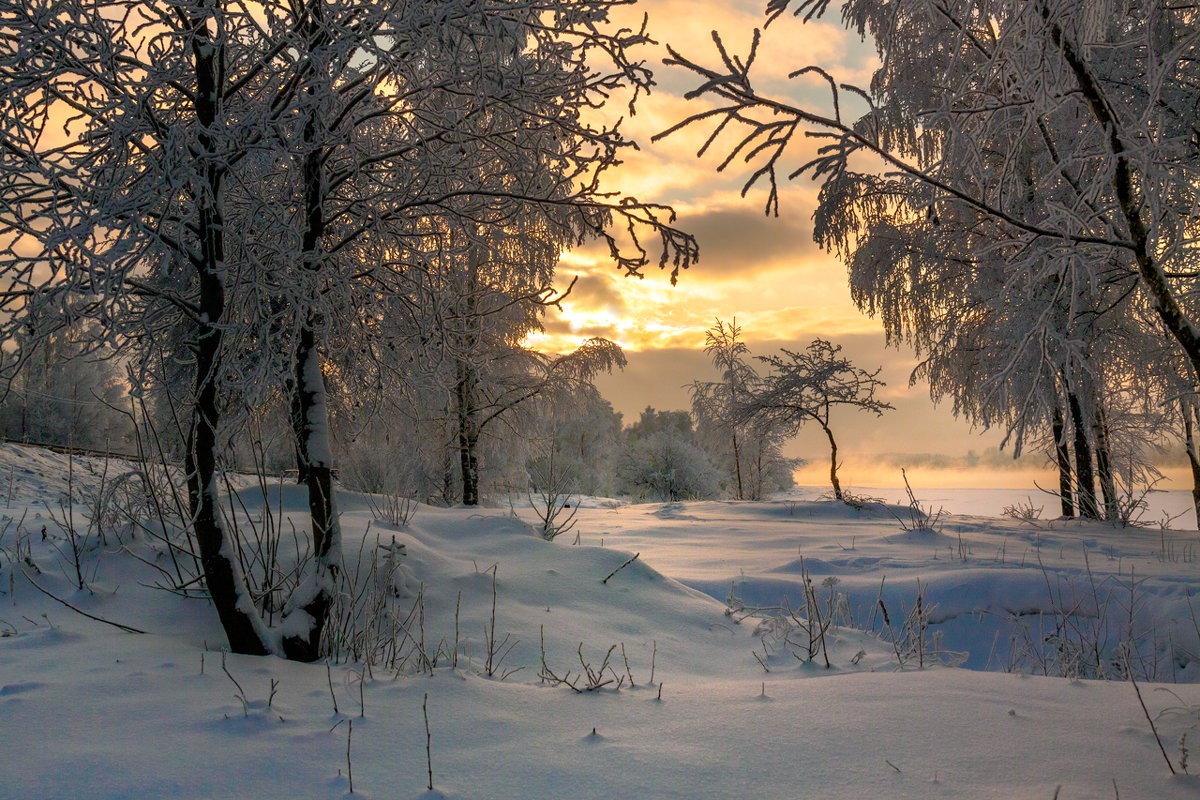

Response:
(379, 223), (626, 505)
(617, 407), (721, 501)
(528, 387), (625, 498)
(690, 319), (756, 499)
(0, 323), (128, 451)
(449, 330), (627, 507)
(747, 340), (892, 501)
(0, 0), (694, 658)
(691, 319), (794, 500)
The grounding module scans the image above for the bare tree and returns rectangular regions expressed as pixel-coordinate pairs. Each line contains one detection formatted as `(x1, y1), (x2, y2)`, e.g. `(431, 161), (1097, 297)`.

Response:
(747, 340), (893, 501)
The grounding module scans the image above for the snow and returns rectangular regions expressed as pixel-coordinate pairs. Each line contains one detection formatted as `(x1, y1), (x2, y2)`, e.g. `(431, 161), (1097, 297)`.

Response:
(2, 444), (1200, 798)
(300, 348), (333, 468)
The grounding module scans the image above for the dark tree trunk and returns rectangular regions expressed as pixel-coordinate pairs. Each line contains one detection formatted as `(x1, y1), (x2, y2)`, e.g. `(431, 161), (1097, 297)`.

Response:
(282, 59), (340, 661)
(1094, 401), (1118, 521)
(441, 418), (456, 506)
(1052, 402), (1074, 518)
(186, 14), (270, 657)
(821, 422), (842, 501)
(456, 363), (480, 506)
(1067, 389), (1099, 519)
(454, 251), (482, 507)
(731, 429), (744, 501)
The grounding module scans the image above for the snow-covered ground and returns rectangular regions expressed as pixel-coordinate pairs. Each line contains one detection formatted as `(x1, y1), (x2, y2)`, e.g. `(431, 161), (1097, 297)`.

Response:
(2, 443), (1199, 799)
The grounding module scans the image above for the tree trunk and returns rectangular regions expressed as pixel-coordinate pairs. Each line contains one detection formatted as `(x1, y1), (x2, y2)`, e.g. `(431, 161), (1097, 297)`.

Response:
(1067, 389), (1098, 519)
(456, 360), (480, 506)
(187, 16), (271, 656)
(1052, 402), (1074, 517)
(1184, 401), (1200, 529)
(282, 64), (341, 660)
(1093, 401), (1118, 521)
(821, 422), (842, 501)
(458, 411), (480, 506)
(289, 382), (310, 484)
(283, 325), (340, 662)
(731, 429), (744, 500)
(1047, 11), (1200, 388)
(441, 418), (456, 506)
(452, 244), (483, 507)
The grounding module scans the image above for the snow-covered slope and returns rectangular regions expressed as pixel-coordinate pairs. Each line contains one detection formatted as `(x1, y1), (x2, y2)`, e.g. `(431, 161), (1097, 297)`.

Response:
(2, 446), (1198, 799)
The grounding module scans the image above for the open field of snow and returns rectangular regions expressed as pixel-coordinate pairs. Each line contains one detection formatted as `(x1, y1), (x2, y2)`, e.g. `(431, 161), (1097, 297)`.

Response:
(2, 444), (1200, 799)
(782, 483), (1200, 530)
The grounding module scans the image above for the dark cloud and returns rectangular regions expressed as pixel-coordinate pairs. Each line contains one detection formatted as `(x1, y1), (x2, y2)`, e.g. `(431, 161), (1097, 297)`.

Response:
(871, 449), (1046, 471)
(743, 331), (907, 379)
(594, 335), (1011, 463)
(565, 274), (626, 314)
(682, 205), (819, 276)
(539, 317), (576, 338)
(561, 205), (821, 281)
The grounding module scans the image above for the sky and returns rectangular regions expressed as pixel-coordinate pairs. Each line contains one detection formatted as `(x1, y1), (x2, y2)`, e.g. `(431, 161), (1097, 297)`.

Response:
(525, 0), (1073, 490)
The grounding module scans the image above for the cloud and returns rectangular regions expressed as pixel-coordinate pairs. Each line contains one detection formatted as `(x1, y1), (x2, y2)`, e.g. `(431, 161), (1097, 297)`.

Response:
(536, 1), (1025, 478)
(681, 205), (818, 275)
(592, 346), (710, 418)
(562, 273), (627, 315)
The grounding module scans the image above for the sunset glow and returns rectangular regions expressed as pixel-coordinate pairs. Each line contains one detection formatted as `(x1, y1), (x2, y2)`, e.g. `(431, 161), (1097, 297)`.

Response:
(529, 0), (891, 357)
(523, 0), (1170, 489)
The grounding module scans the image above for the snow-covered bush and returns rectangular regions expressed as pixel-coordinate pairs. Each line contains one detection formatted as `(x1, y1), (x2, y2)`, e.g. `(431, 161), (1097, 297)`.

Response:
(616, 409), (721, 502)
(527, 389), (624, 499)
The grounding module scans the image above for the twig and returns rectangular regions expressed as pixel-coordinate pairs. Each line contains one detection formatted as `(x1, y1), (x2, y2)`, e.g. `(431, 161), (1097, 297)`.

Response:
(423, 692), (434, 792)
(326, 661), (340, 716)
(602, 552), (640, 584)
(23, 573), (145, 633)
(1128, 663), (1176, 775)
(221, 653), (248, 717)
(347, 719), (354, 794)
